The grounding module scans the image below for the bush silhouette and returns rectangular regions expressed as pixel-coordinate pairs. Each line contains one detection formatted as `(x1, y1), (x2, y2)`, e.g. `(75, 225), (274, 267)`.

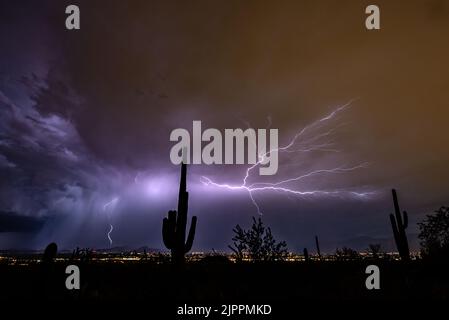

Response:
(42, 242), (57, 263)
(229, 217), (287, 262)
(335, 247), (359, 260)
(367, 244), (382, 259)
(418, 206), (449, 260)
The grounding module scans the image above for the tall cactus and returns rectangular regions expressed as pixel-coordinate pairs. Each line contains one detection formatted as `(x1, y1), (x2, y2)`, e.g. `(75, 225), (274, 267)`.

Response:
(162, 163), (197, 264)
(389, 189), (410, 260)
(315, 235), (321, 258)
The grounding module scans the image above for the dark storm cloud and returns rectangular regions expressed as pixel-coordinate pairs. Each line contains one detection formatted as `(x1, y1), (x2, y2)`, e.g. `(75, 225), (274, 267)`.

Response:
(0, 0), (448, 251)
(0, 211), (46, 233)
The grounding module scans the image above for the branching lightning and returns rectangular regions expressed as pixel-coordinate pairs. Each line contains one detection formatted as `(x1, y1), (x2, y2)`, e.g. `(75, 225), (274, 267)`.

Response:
(200, 100), (373, 214)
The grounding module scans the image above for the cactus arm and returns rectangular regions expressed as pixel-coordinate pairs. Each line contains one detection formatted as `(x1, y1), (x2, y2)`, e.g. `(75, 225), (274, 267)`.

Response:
(184, 216), (197, 253)
(163, 210), (177, 249)
(162, 217), (174, 249)
(168, 210), (177, 231)
(403, 210), (408, 229)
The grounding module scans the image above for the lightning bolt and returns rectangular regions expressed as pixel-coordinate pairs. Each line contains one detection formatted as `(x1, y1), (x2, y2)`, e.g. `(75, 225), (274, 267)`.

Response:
(103, 197), (119, 247)
(201, 100), (373, 215)
(107, 224), (114, 246)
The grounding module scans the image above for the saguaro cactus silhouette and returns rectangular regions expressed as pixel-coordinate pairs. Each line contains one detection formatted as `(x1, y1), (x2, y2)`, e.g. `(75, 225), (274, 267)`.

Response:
(315, 235), (321, 258)
(162, 163), (197, 264)
(389, 189), (410, 260)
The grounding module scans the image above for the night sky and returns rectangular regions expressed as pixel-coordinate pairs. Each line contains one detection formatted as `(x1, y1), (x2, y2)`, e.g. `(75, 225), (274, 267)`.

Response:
(1, 0), (448, 252)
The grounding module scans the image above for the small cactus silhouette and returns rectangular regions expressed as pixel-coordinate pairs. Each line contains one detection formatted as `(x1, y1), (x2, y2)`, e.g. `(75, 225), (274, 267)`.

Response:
(162, 163), (197, 264)
(42, 242), (57, 263)
(315, 235), (321, 258)
(389, 189), (410, 260)
(303, 248), (309, 262)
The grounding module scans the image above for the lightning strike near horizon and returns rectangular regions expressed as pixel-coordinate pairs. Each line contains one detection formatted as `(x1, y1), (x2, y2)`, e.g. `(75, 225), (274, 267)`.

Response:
(201, 100), (374, 214)
(107, 224), (114, 246)
(103, 197), (119, 246)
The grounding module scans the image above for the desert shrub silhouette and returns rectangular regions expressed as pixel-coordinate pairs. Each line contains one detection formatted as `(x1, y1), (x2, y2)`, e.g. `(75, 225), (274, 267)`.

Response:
(335, 247), (359, 260)
(229, 216), (287, 262)
(71, 247), (93, 263)
(42, 242), (57, 264)
(418, 206), (449, 260)
(366, 243), (382, 259)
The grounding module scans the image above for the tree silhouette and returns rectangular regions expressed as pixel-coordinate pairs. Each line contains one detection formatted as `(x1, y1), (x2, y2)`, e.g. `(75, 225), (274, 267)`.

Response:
(229, 224), (247, 262)
(229, 217), (287, 262)
(335, 247), (359, 260)
(367, 243), (382, 259)
(418, 206), (449, 260)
